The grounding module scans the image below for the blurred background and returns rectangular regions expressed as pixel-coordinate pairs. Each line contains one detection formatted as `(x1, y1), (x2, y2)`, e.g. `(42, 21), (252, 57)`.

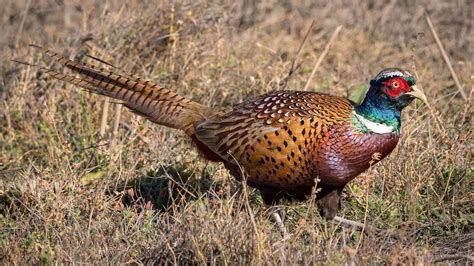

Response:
(0, 0), (472, 264)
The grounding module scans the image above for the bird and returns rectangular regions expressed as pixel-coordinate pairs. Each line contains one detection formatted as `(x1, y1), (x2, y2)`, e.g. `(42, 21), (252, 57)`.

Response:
(24, 46), (426, 232)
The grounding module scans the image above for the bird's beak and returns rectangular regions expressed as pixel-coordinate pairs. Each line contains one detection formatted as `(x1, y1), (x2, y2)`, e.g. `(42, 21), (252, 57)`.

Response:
(406, 85), (428, 104)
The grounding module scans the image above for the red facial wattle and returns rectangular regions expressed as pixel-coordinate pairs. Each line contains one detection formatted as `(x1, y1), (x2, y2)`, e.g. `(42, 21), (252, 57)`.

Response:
(383, 77), (411, 97)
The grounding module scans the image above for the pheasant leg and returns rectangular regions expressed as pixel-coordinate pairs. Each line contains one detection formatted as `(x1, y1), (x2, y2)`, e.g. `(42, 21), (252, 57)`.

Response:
(317, 187), (343, 219)
(332, 216), (380, 234)
(271, 208), (288, 237)
(316, 187), (380, 232)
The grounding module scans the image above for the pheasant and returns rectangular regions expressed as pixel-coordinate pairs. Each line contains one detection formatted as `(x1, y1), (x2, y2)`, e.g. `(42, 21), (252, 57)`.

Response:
(24, 46), (425, 228)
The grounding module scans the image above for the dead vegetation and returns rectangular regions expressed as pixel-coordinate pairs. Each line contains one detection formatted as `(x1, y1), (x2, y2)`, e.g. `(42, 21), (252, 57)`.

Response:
(0, 0), (472, 264)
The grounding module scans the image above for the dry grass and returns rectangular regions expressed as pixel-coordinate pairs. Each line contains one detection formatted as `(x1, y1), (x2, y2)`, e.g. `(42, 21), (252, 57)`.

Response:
(1, 0), (472, 264)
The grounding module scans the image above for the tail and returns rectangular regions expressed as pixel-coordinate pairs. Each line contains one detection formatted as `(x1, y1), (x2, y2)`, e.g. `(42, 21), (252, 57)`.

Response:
(28, 45), (215, 136)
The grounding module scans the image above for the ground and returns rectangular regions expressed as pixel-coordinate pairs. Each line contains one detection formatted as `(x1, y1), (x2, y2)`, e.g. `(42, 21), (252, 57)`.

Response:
(0, 0), (472, 264)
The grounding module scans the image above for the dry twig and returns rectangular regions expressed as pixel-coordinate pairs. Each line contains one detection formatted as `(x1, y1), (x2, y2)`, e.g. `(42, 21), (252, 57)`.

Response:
(425, 12), (467, 100)
(303, 25), (342, 91)
(279, 19), (315, 89)
(99, 99), (110, 139)
(110, 103), (122, 149)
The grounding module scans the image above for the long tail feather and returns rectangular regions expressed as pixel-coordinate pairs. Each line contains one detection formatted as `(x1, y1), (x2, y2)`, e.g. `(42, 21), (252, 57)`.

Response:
(26, 45), (215, 136)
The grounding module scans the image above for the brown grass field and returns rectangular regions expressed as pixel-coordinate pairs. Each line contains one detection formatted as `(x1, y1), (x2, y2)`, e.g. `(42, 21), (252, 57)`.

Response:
(0, 0), (472, 264)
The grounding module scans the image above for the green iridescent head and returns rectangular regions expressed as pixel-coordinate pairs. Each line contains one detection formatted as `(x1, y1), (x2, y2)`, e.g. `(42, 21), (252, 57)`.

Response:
(367, 68), (424, 110)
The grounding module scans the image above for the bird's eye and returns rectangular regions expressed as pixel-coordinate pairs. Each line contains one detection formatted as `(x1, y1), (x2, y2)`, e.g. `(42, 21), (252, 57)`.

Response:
(392, 81), (400, 88)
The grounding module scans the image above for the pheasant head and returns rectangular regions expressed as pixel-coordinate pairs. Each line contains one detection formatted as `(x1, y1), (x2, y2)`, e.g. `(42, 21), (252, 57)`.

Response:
(354, 68), (425, 134)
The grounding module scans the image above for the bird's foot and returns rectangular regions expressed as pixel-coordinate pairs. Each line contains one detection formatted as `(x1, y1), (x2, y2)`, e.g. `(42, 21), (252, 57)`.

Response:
(332, 216), (380, 234)
(270, 208), (288, 237)
(332, 216), (403, 240)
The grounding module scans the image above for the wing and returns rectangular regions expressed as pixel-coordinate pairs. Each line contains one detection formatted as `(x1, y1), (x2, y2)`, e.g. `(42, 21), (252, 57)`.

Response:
(195, 90), (354, 188)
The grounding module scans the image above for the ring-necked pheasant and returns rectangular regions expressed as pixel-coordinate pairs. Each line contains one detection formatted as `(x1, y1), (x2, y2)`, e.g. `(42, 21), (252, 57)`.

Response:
(25, 46), (426, 226)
